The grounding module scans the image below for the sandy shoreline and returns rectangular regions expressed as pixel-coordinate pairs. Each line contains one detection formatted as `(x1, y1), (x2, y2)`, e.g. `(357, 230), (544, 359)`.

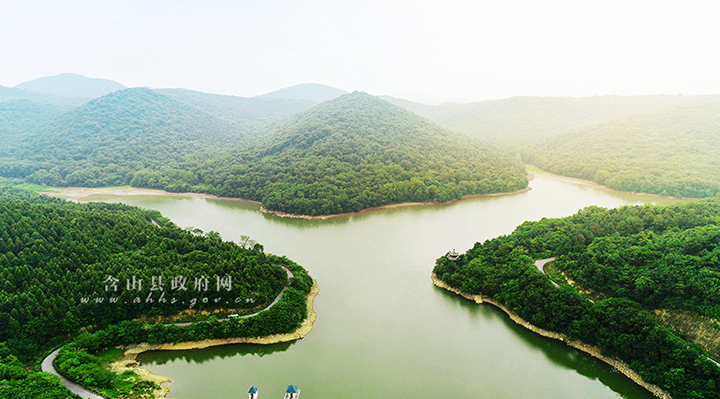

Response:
(258, 186), (533, 220)
(40, 185), (533, 220)
(431, 274), (672, 399)
(40, 170), (692, 222)
(40, 186), (264, 206)
(109, 279), (319, 399)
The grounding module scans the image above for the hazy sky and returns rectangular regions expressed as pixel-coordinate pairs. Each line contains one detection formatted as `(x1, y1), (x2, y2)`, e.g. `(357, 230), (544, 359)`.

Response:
(1, 0), (718, 104)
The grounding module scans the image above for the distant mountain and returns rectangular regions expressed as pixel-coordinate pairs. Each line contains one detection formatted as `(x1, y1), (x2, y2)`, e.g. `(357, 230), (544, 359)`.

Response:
(199, 91), (528, 215)
(0, 84), (88, 107)
(533, 101), (720, 198)
(257, 83), (348, 103)
(156, 88), (316, 137)
(15, 73), (126, 99)
(383, 94), (719, 151)
(0, 88), (244, 187)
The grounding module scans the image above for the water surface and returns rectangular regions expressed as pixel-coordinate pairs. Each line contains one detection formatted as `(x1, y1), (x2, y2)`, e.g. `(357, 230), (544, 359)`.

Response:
(86, 175), (683, 399)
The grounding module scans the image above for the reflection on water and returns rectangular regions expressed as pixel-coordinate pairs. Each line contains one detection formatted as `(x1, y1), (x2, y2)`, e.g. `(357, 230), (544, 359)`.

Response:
(431, 287), (649, 399)
(84, 174), (680, 399)
(139, 341), (295, 365)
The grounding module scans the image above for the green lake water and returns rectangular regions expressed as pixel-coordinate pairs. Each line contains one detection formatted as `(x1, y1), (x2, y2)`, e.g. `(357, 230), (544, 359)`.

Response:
(84, 174), (683, 399)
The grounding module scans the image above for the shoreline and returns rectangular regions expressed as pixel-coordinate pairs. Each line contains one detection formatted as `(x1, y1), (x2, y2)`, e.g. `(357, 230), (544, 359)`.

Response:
(40, 184), (533, 220)
(108, 279), (319, 399)
(431, 273), (672, 399)
(258, 186), (533, 220)
(528, 170), (697, 202)
(39, 186), (265, 206)
(39, 170), (694, 222)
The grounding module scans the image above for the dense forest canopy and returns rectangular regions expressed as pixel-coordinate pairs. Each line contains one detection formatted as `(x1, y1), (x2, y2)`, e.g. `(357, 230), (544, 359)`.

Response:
(193, 91), (528, 215)
(434, 199), (720, 398)
(0, 187), (311, 359)
(0, 100), (69, 139)
(0, 187), (313, 398)
(530, 101), (720, 198)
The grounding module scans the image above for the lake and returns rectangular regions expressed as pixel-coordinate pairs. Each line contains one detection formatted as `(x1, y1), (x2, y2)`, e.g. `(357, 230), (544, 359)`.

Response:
(83, 174), (682, 399)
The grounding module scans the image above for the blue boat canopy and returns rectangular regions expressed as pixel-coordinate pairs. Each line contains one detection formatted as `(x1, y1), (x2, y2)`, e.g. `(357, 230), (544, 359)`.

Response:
(286, 385), (299, 393)
(249, 387), (258, 394)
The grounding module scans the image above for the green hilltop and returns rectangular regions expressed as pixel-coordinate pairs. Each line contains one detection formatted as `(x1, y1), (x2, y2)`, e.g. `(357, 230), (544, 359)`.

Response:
(0, 87), (244, 187)
(196, 91), (528, 215)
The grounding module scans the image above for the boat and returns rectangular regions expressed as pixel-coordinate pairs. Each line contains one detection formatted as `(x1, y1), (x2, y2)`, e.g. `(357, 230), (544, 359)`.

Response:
(248, 386), (258, 399)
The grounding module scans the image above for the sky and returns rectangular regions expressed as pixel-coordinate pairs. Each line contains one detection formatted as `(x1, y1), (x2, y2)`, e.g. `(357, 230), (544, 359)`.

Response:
(1, 0), (718, 104)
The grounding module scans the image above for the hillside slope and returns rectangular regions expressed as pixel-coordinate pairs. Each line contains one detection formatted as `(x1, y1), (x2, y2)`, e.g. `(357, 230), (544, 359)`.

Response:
(0, 100), (69, 139)
(533, 101), (720, 198)
(384, 94), (719, 152)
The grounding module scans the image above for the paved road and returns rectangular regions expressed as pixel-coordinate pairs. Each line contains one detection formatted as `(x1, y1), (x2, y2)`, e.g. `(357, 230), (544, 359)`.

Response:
(535, 257), (559, 287)
(42, 348), (105, 399)
(170, 266), (294, 326)
(43, 266), (295, 398)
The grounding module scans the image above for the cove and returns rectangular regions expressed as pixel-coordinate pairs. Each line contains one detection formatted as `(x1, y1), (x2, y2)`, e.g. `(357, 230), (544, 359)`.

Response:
(80, 174), (684, 399)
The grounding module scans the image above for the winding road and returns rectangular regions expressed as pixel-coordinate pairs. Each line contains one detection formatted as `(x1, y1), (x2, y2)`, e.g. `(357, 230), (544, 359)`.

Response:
(42, 266), (295, 399)
(535, 257), (558, 287)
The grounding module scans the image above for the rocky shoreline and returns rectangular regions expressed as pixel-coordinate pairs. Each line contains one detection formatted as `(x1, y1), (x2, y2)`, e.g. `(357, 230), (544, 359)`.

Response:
(431, 273), (671, 399)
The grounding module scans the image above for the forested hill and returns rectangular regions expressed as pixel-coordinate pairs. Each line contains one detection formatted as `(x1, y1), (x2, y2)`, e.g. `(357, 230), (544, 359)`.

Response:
(383, 94), (717, 150)
(0, 88), (246, 188)
(14, 73), (126, 99)
(531, 101), (720, 198)
(0, 186), (313, 397)
(196, 91), (528, 216)
(434, 199), (720, 398)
